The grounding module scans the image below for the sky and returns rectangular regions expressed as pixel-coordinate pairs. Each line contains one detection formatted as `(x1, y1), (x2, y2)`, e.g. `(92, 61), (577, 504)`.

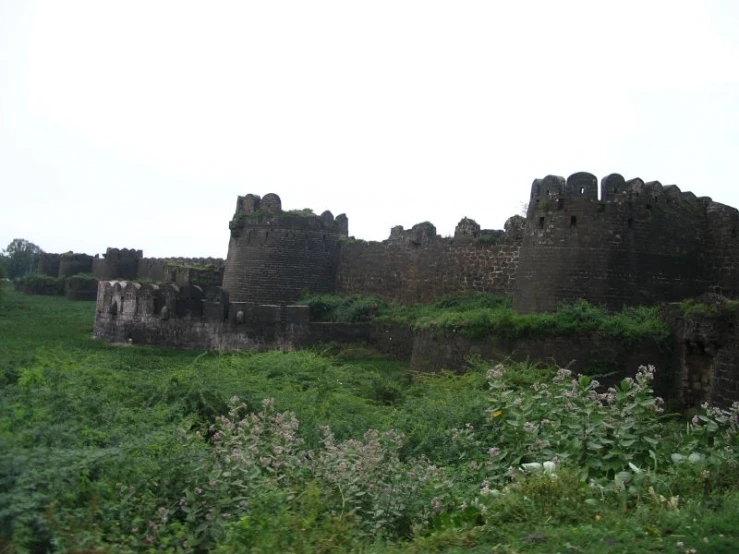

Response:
(1, 0), (739, 258)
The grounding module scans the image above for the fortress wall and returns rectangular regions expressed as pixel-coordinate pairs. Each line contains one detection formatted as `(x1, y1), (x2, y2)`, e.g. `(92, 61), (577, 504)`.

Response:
(514, 173), (708, 313)
(703, 202), (739, 296)
(136, 257), (225, 283)
(93, 248), (143, 280)
(336, 234), (521, 304)
(664, 303), (739, 409)
(58, 253), (94, 278)
(37, 253), (61, 277)
(93, 280), (312, 350)
(135, 259), (170, 282)
(222, 194), (348, 304)
(410, 328), (674, 398)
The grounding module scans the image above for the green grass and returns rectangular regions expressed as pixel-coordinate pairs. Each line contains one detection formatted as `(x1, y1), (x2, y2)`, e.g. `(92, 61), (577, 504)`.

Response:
(1, 289), (738, 553)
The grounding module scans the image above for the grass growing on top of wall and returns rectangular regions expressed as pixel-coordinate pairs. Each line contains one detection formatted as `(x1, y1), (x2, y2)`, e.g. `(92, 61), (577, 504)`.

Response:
(680, 297), (739, 318)
(2, 289), (739, 553)
(302, 292), (671, 344)
(414, 300), (670, 343)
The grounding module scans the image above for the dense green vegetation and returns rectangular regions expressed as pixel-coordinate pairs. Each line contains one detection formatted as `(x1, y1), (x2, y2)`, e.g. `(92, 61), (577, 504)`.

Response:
(12, 273), (66, 295)
(303, 292), (671, 344)
(1, 290), (739, 552)
(1, 239), (43, 280)
(680, 297), (739, 318)
(13, 272), (99, 296)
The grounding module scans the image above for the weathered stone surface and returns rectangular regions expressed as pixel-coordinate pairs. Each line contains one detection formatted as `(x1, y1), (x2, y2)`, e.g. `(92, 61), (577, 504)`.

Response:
(513, 172), (739, 313)
(222, 194), (349, 304)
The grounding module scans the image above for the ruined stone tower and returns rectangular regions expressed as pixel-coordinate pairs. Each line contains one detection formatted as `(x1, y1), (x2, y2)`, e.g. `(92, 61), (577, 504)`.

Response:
(222, 193), (349, 304)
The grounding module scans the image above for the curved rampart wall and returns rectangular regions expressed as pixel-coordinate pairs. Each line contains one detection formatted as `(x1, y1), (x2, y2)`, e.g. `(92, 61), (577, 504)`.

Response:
(222, 194), (348, 303)
(513, 172), (713, 313)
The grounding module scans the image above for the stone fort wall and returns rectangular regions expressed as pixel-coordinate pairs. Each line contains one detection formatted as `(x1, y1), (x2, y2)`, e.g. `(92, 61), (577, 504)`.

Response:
(87, 173), (739, 408)
(222, 193), (348, 304)
(513, 172), (739, 313)
(336, 217), (524, 304)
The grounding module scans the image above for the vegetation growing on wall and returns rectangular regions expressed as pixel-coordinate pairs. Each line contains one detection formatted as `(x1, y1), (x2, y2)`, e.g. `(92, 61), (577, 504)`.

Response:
(302, 292), (671, 345)
(1, 289), (738, 552)
(680, 297), (739, 318)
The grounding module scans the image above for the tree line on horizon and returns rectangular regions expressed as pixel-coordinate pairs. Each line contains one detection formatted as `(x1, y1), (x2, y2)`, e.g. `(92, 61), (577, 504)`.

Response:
(0, 238), (44, 281)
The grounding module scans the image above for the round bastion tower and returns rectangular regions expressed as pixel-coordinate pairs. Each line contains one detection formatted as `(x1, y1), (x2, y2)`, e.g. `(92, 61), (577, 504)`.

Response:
(513, 172), (708, 313)
(222, 193), (349, 304)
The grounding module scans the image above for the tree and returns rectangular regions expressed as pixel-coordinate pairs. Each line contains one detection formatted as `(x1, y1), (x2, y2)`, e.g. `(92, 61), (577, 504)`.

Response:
(2, 239), (44, 279)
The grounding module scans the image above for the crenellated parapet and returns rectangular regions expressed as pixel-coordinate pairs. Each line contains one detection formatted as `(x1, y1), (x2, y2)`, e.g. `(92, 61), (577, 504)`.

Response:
(515, 171), (739, 313)
(96, 280), (225, 320)
(59, 252), (94, 278)
(93, 280), (311, 349)
(93, 247), (143, 281)
(528, 172), (712, 218)
(228, 193), (349, 240)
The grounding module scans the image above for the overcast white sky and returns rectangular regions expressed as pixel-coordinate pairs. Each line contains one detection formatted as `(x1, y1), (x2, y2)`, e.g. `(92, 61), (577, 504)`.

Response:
(2, 1), (738, 257)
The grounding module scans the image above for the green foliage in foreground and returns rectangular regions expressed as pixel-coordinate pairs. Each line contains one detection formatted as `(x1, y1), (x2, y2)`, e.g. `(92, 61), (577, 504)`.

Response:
(1, 290), (738, 553)
(303, 292), (671, 344)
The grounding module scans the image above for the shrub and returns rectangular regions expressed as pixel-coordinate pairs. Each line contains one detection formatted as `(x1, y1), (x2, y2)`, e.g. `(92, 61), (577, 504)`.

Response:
(303, 294), (385, 323)
(13, 273), (65, 295)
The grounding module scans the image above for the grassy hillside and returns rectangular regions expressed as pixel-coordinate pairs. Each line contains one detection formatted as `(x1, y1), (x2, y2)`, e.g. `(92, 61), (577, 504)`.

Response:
(1, 288), (738, 553)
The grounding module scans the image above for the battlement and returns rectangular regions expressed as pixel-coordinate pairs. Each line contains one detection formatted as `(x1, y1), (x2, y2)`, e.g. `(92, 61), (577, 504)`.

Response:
(92, 247), (143, 281)
(229, 193), (349, 238)
(528, 172), (716, 219)
(99, 247), (144, 260)
(515, 172), (739, 313)
(95, 280), (309, 326)
(139, 257), (225, 268)
(59, 252), (94, 277)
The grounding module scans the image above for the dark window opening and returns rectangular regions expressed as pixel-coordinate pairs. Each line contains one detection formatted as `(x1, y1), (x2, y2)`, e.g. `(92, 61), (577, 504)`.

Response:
(570, 216), (577, 227)
(628, 218), (634, 229)
(538, 217), (545, 229)
(557, 198), (564, 210)
(646, 204), (652, 211)
(597, 203), (605, 213)
(732, 228), (737, 238)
